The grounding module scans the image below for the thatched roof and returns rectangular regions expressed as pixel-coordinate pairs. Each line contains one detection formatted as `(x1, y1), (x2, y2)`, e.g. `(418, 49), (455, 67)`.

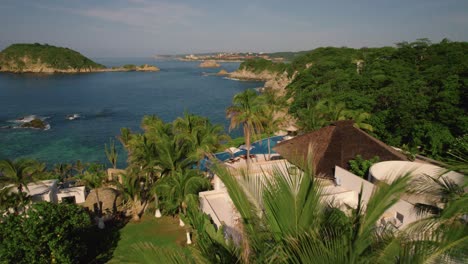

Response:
(273, 120), (408, 178)
(83, 187), (123, 215)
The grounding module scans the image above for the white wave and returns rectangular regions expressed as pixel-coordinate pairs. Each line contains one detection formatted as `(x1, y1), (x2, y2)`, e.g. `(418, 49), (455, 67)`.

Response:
(10, 115), (49, 123)
(66, 114), (81, 120)
(223, 77), (241, 81)
(11, 115), (38, 123)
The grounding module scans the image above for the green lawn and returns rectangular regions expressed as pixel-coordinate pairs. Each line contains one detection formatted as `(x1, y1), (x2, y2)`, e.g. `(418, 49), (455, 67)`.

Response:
(108, 216), (188, 263)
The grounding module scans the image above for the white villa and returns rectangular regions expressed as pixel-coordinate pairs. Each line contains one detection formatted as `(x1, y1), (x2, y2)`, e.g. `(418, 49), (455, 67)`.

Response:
(5, 179), (86, 204)
(199, 121), (465, 240)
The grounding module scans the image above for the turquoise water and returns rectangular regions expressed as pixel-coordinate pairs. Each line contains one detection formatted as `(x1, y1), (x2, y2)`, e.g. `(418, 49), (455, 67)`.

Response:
(214, 136), (285, 161)
(200, 136), (284, 171)
(0, 59), (262, 166)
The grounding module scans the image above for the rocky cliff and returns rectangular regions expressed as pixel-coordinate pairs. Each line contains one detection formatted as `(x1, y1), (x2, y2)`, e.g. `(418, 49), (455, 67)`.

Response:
(229, 67), (298, 131)
(0, 58), (160, 73)
(228, 69), (295, 96)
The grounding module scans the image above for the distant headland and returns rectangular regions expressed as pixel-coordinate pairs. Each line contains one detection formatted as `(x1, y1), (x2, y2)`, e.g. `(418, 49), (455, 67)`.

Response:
(0, 43), (159, 73)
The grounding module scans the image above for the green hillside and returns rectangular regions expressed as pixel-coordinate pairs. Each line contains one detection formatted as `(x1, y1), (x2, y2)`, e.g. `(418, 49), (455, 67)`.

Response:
(286, 39), (468, 159)
(241, 39), (468, 159)
(238, 58), (289, 74)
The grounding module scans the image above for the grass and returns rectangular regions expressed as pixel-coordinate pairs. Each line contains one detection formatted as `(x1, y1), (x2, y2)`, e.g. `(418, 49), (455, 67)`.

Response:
(108, 215), (188, 263)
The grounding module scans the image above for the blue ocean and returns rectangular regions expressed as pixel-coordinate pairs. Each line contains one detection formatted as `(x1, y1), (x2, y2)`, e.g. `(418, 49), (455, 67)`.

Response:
(0, 59), (262, 166)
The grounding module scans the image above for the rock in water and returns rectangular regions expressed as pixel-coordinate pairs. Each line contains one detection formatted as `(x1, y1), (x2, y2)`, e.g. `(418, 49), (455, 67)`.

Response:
(136, 64), (160, 72)
(20, 118), (47, 130)
(216, 69), (229, 76)
(199, 60), (221, 68)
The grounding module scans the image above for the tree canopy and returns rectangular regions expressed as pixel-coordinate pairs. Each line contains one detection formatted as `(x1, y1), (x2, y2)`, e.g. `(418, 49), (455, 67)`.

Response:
(283, 39), (468, 159)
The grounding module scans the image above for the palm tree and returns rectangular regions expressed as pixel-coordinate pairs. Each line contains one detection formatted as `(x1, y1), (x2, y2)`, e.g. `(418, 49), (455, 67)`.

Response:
(53, 163), (73, 181)
(73, 160), (87, 176)
(119, 127), (132, 149)
(345, 110), (374, 132)
(259, 91), (286, 160)
(174, 112), (228, 165)
(157, 169), (210, 225)
(211, 155), (434, 263)
(105, 138), (119, 169)
(150, 183), (162, 218)
(154, 133), (194, 178)
(0, 185), (30, 214)
(116, 173), (145, 221)
(0, 159), (40, 195)
(226, 89), (266, 169)
(403, 172), (467, 262)
(80, 171), (106, 228)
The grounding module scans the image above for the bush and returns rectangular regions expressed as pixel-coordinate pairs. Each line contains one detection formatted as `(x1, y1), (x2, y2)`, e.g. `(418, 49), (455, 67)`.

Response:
(0, 202), (92, 264)
(348, 155), (380, 178)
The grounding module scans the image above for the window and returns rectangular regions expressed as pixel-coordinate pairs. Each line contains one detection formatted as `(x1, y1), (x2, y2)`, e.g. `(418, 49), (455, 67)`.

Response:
(396, 212), (404, 223)
(61, 196), (76, 204)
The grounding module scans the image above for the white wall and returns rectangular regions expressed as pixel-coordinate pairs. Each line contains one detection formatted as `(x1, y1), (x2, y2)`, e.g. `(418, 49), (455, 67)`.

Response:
(334, 166), (423, 229)
(199, 190), (224, 227)
(56, 186), (86, 204)
(386, 199), (419, 228)
(334, 166), (375, 204)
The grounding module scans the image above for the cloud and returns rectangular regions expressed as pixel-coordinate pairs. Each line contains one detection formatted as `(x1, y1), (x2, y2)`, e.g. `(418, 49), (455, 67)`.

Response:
(36, 0), (203, 33)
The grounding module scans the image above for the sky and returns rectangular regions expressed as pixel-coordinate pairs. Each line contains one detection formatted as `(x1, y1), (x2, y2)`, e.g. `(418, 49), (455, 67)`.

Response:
(1, 0), (467, 57)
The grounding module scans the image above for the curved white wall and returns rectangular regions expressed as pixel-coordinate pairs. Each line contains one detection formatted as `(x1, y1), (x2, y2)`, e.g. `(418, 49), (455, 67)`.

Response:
(369, 161), (464, 185)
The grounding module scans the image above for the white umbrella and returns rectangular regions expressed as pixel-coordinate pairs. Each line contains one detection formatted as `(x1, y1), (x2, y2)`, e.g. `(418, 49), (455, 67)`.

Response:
(275, 130), (288, 136)
(226, 147), (241, 154)
(239, 144), (254, 150)
(285, 124), (298, 132)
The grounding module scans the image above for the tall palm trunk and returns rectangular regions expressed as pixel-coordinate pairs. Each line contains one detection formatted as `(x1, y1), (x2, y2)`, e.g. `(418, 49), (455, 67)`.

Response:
(244, 124), (251, 170)
(95, 188), (106, 229)
(267, 138), (271, 161)
(17, 184), (24, 204)
(154, 194), (161, 218)
(95, 188), (102, 217)
(132, 194), (140, 221)
(179, 207), (185, 227)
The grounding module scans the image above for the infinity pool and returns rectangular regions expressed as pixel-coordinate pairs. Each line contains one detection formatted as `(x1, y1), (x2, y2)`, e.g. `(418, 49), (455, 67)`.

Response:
(213, 135), (284, 161)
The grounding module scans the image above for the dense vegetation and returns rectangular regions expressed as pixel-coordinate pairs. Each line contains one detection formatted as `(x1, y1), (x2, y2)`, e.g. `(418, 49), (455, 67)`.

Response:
(266, 50), (312, 61)
(287, 39), (468, 158)
(1, 107), (466, 263)
(0, 43), (105, 70)
(239, 58), (289, 73)
(1, 39), (466, 263)
(243, 39), (468, 159)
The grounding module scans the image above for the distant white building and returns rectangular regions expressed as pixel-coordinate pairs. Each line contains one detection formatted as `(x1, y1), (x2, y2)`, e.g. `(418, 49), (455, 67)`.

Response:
(5, 179), (86, 205)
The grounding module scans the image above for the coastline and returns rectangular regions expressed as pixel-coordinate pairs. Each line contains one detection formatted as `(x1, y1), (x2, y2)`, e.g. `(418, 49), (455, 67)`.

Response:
(178, 58), (244, 63)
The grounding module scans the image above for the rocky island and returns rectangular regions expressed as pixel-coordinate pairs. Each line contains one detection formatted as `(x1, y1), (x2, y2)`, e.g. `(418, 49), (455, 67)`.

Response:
(0, 43), (159, 73)
(199, 60), (220, 68)
(216, 69), (229, 76)
(108, 64), (160, 72)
